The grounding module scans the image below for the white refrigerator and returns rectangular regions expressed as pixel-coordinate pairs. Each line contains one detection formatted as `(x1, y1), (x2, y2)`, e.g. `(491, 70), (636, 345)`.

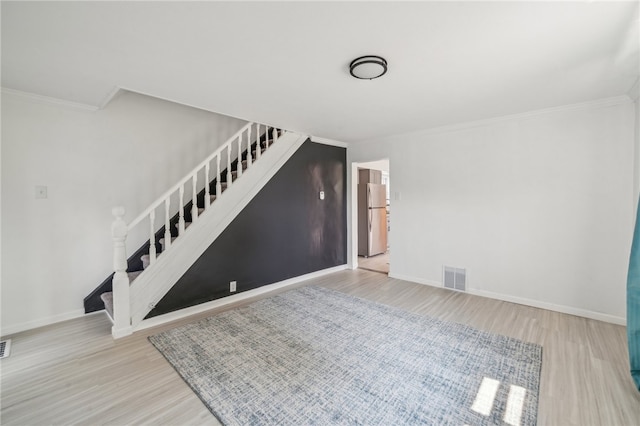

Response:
(358, 183), (388, 257)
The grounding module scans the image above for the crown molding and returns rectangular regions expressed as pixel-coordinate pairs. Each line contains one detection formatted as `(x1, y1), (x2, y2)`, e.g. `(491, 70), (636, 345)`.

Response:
(310, 136), (349, 148)
(362, 95), (634, 144)
(0, 87), (101, 111)
(97, 86), (123, 109)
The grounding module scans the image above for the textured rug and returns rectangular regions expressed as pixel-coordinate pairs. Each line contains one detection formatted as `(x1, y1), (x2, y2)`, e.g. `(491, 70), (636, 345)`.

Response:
(149, 286), (542, 425)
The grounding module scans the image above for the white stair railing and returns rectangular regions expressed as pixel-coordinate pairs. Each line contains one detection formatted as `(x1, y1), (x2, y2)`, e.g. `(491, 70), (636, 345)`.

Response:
(110, 121), (282, 336)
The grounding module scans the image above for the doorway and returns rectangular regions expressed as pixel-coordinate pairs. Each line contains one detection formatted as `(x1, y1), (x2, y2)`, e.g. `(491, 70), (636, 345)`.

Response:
(353, 159), (390, 274)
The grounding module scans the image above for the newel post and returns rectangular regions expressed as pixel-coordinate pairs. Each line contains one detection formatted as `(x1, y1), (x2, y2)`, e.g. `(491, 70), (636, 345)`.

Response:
(111, 206), (132, 338)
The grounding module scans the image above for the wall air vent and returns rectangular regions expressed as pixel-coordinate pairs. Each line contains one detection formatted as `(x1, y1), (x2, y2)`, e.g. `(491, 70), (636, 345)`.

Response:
(443, 266), (466, 291)
(0, 339), (11, 359)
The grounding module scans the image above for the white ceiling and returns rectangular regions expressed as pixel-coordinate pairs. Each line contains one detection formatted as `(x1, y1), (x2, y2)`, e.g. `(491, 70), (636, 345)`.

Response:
(2, 1), (639, 143)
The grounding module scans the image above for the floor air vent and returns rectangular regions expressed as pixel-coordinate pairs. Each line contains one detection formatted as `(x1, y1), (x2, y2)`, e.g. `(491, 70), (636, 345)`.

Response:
(0, 339), (11, 359)
(443, 266), (466, 291)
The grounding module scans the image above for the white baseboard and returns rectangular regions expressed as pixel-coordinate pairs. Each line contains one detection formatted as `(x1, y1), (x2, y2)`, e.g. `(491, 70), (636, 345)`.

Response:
(135, 264), (349, 332)
(388, 272), (442, 288)
(467, 288), (626, 326)
(388, 273), (626, 326)
(1, 308), (86, 337)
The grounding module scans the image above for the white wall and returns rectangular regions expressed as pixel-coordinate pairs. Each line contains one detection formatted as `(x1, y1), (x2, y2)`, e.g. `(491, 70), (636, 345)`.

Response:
(350, 98), (636, 323)
(1, 90), (246, 335)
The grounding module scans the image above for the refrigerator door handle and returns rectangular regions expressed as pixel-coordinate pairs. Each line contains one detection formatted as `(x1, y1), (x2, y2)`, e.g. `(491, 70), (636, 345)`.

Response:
(369, 208), (372, 233)
(367, 186), (371, 209)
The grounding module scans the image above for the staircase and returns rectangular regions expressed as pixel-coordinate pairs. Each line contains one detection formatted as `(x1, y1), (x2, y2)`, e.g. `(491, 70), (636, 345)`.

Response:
(102, 122), (307, 338)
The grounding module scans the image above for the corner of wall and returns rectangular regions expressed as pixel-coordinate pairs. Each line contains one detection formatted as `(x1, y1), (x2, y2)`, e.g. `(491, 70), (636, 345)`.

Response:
(634, 96), (640, 204)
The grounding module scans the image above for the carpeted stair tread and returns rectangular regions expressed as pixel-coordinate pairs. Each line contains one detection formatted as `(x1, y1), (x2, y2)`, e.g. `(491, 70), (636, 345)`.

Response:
(100, 292), (113, 319)
(101, 269), (143, 318)
(128, 270), (143, 281)
(141, 254), (150, 269)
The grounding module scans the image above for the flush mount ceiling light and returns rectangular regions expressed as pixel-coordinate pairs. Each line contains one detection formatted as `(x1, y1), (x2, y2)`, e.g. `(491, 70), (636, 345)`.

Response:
(349, 55), (388, 80)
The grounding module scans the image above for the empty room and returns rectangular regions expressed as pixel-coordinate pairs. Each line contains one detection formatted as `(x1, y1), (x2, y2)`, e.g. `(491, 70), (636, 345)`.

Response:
(2, 1), (640, 425)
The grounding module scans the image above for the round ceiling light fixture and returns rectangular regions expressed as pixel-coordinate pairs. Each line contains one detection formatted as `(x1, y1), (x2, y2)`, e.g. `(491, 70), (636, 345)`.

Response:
(349, 55), (388, 80)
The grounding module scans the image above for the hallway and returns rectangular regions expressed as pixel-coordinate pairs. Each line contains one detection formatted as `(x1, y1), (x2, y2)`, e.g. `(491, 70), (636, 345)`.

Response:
(358, 252), (389, 274)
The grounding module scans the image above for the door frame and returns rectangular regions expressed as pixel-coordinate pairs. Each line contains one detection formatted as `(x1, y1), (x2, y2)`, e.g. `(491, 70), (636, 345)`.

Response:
(350, 159), (390, 271)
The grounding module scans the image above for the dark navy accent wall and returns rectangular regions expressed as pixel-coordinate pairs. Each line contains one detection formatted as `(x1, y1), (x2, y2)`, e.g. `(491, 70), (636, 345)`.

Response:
(146, 140), (347, 318)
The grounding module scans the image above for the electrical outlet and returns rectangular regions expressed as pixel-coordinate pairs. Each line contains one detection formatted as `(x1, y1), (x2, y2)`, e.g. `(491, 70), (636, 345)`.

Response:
(230, 281), (237, 292)
(319, 191), (325, 200)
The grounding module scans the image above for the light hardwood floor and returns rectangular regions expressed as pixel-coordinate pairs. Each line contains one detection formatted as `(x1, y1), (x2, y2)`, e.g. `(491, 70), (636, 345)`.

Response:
(2, 269), (640, 425)
(358, 252), (390, 274)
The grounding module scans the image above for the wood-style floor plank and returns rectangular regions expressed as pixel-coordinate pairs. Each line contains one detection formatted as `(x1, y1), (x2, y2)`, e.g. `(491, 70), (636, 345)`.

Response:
(2, 269), (639, 425)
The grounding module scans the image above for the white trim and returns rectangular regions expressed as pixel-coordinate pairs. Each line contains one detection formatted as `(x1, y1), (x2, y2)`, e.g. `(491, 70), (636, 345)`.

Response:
(350, 161), (359, 269)
(0, 309), (86, 337)
(389, 272), (625, 325)
(388, 273), (442, 288)
(112, 325), (133, 339)
(467, 288), (626, 326)
(362, 95), (633, 143)
(310, 136), (349, 148)
(0, 87), (99, 111)
(97, 86), (123, 109)
(134, 264), (349, 332)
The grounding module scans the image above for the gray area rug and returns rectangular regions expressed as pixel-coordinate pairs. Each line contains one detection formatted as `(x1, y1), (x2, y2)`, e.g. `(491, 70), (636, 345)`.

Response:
(149, 286), (542, 425)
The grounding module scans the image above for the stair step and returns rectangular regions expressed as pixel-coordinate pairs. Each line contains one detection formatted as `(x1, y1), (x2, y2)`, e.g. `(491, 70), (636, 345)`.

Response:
(101, 269), (143, 319)
(210, 194), (217, 203)
(100, 292), (113, 319)
(128, 270), (143, 282)
(141, 254), (150, 269)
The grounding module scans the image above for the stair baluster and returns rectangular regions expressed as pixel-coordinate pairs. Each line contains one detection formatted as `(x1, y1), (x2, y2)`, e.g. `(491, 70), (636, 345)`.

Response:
(191, 173), (198, 223)
(216, 154), (222, 197)
(149, 210), (156, 264)
(256, 123), (262, 160)
(247, 126), (253, 168)
(265, 126), (270, 150)
(236, 133), (243, 178)
(205, 163), (211, 208)
(164, 199), (171, 250)
(226, 146), (232, 188)
(178, 185), (186, 235)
